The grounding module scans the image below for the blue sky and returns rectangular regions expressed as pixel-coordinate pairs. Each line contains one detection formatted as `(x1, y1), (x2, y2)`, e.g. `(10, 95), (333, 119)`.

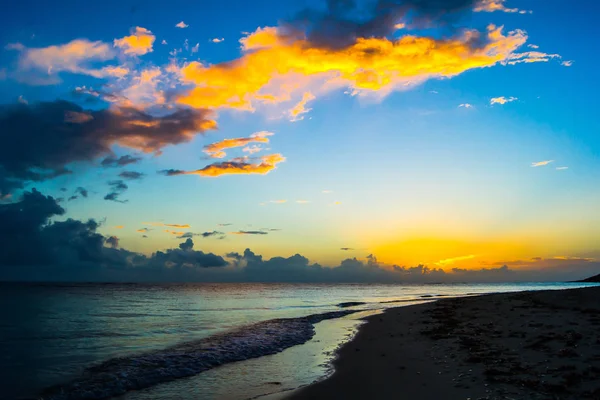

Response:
(1, 0), (599, 281)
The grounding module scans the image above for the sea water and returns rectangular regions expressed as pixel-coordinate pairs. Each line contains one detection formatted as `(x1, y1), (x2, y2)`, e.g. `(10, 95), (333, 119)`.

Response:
(0, 282), (596, 399)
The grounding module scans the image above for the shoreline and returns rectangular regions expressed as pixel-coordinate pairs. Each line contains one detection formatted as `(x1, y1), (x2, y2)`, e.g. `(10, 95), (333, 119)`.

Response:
(288, 286), (600, 400)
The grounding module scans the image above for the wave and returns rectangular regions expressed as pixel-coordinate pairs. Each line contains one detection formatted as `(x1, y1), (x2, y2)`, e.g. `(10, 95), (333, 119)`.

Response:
(38, 310), (359, 400)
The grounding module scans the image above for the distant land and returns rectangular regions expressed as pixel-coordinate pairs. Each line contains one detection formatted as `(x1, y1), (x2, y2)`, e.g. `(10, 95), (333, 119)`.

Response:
(576, 274), (600, 283)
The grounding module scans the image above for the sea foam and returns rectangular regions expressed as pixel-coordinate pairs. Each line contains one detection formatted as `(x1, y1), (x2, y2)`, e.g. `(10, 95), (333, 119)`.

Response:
(39, 310), (358, 400)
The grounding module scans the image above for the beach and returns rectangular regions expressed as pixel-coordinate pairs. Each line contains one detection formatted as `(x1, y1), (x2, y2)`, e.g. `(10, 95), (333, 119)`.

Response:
(291, 286), (600, 400)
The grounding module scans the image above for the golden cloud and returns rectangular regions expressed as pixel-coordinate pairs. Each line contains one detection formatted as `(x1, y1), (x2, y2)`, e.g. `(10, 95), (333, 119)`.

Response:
(490, 96), (517, 105)
(114, 27), (155, 56)
(164, 153), (285, 177)
(531, 160), (554, 167)
(177, 24), (543, 114)
(203, 131), (273, 158)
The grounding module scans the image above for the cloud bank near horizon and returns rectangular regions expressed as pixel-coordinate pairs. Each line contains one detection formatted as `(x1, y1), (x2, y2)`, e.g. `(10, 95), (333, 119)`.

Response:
(0, 190), (597, 283)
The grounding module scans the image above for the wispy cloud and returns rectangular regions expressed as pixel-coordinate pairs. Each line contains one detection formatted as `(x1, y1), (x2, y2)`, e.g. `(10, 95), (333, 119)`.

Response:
(143, 222), (190, 228)
(175, 21), (189, 29)
(474, 0), (531, 14)
(289, 92), (315, 121)
(203, 131), (273, 158)
(490, 96), (517, 105)
(160, 154), (285, 177)
(458, 103), (474, 109)
(269, 200), (287, 204)
(211, 38), (224, 43)
(322, 190), (333, 194)
(561, 60), (574, 67)
(230, 230), (269, 235)
(531, 160), (554, 167)
(13, 39), (117, 82)
(556, 166), (569, 170)
(104, 180), (128, 203)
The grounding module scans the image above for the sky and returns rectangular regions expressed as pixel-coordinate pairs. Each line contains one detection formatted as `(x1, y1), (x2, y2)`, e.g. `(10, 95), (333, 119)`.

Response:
(1, 0), (599, 282)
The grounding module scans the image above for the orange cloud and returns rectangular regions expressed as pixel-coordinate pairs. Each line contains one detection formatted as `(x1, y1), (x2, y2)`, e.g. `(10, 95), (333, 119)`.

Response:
(114, 27), (155, 56)
(165, 229), (185, 235)
(178, 24), (545, 114)
(114, 225), (124, 229)
(163, 153), (285, 177)
(435, 254), (477, 266)
(203, 131), (273, 158)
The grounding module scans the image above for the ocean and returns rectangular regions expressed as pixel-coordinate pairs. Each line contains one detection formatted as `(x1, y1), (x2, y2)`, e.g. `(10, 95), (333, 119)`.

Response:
(0, 282), (596, 400)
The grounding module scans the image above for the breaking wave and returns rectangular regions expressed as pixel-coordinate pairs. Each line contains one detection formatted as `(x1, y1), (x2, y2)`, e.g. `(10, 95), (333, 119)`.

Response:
(39, 310), (359, 400)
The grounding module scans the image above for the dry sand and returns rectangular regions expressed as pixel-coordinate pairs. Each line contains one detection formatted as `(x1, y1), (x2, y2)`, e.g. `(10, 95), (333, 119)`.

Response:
(290, 286), (600, 400)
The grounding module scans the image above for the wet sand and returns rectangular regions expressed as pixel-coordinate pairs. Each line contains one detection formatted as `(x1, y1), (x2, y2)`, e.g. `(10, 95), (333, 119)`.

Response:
(290, 286), (600, 400)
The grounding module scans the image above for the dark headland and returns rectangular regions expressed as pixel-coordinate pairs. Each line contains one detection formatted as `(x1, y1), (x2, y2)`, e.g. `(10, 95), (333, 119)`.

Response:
(289, 285), (600, 400)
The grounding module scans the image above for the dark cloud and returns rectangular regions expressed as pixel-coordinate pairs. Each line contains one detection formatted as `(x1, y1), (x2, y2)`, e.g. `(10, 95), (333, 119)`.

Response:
(231, 230), (268, 235)
(118, 171), (145, 180)
(75, 187), (88, 198)
(106, 236), (119, 249)
(179, 238), (194, 251)
(287, 0), (479, 49)
(218, 223), (232, 226)
(0, 190), (226, 281)
(178, 231), (224, 239)
(0, 100), (216, 195)
(101, 155), (142, 168)
(158, 169), (185, 176)
(340, 247), (354, 251)
(104, 180), (128, 203)
(68, 195), (78, 201)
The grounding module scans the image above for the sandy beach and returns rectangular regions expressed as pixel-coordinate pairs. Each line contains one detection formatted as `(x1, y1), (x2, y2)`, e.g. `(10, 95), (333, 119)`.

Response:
(290, 286), (600, 400)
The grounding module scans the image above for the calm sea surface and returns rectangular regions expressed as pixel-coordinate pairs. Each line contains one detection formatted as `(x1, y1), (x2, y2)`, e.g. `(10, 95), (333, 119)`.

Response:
(0, 282), (596, 400)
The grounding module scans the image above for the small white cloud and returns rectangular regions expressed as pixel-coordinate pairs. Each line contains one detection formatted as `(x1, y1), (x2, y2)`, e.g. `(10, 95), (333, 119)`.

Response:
(322, 190), (333, 194)
(394, 23), (406, 30)
(531, 160), (554, 167)
(211, 38), (225, 43)
(269, 200), (287, 204)
(429, 90), (438, 94)
(561, 60), (574, 67)
(458, 103), (474, 109)
(527, 44), (539, 49)
(17, 95), (28, 104)
(175, 21), (189, 28)
(191, 43), (199, 54)
(556, 166), (569, 170)
(490, 96), (518, 105)
(161, 39), (167, 45)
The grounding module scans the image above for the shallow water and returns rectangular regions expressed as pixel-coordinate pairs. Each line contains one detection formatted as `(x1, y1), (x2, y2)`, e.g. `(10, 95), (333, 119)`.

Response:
(0, 282), (596, 400)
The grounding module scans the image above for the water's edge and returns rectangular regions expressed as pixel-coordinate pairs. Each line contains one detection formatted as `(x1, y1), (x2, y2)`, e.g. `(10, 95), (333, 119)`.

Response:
(39, 310), (361, 400)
